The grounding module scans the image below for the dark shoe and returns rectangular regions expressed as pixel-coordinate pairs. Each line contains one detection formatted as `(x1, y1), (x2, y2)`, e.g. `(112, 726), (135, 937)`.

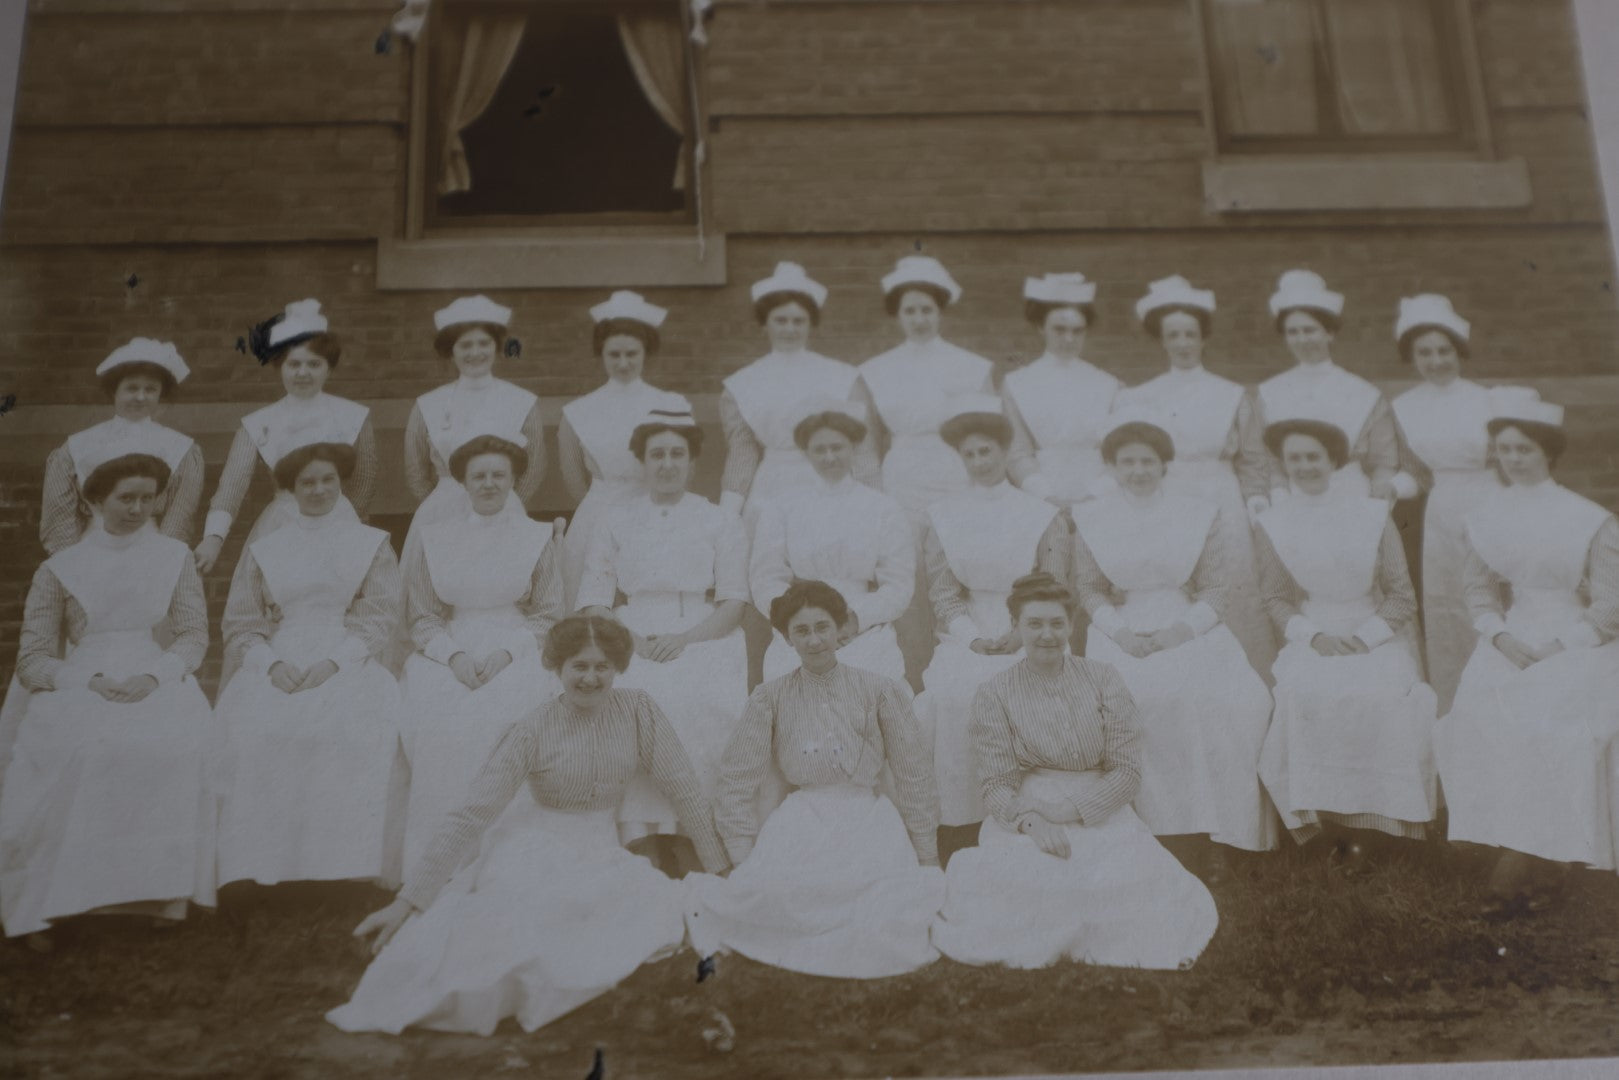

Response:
(1328, 840), (1374, 878)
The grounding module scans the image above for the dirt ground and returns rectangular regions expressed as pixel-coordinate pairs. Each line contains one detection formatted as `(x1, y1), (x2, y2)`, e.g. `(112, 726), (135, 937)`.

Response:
(5, 841), (1619, 1079)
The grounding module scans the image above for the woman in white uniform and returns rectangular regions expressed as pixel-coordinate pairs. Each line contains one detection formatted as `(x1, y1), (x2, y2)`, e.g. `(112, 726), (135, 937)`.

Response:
(719, 261), (877, 521)
(402, 296), (545, 559)
(685, 580), (944, 978)
(214, 442), (407, 889)
(749, 405), (914, 684)
(1, 453), (216, 940)
(853, 256), (995, 685)
(930, 572), (1219, 971)
(1433, 400), (1619, 916)
(195, 300), (375, 573)
(578, 403), (750, 874)
(913, 393), (1067, 855)
(39, 338), (201, 555)
(1072, 417), (1277, 874)
(558, 291), (690, 610)
(1386, 295), (1517, 711)
(331, 615), (727, 1036)
(1252, 271), (1403, 504)
(1003, 272), (1122, 509)
(1254, 420), (1438, 864)
(1117, 275), (1275, 678)
(398, 433), (565, 878)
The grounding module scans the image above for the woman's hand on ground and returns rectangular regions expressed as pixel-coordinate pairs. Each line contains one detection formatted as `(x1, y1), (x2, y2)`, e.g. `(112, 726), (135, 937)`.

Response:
(352, 897), (414, 956)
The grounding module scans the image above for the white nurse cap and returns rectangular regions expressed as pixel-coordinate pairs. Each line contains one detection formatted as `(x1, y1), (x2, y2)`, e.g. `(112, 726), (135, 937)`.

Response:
(1023, 272), (1096, 306)
(1489, 386), (1563, 427)
(434, 295), (513, 332)
(881, 255), (962, 304)
(1268, 270), (1344, 319)
(268, 299), (329, 347)
(590, 290), (668, 329)
(750, 262), (829, 308)
(1135, 275), (1216, 323)
(97, 337), (190, 383)
(1395, 294), (1471, 344)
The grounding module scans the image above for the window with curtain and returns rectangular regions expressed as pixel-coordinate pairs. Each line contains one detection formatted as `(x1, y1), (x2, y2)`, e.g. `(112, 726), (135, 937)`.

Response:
(425, 0), (693, 224)
(1202, 0), (1482, 154)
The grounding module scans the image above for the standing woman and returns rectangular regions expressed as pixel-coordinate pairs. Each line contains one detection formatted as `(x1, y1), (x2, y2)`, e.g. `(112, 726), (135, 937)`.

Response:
(0, 453), (216, 939)
(1387, 295), (1516, 711)
(685, 580), (944, 978)
(1254, 271), (1403, 503)
(853, 256), (994, 683)
(577, 403), (750, 872)
(749, 405), (914, 684)
(195, 300), (376, 573)
(914, 394), (1067, 843)
(1117, 276), (1275, 677)
(557, 291), (689, 610)
(1254, 420), (1439, 860)
(402, 296), (544, 558)
(930, 572), (1219, 971)
(719, 261), (876, 521)
(1433, 400), (1619, 915)
(330, 615), (728, 1036)
(1003, 273), (1122, 509)
(398, 433), (565, 877)
(40, 338), (201, 555)
(214, 442), (407, 889)
(1071, 417), (1277, 870)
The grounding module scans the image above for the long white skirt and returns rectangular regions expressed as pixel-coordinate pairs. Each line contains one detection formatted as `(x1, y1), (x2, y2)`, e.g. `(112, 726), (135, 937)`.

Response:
(685, 785), (945, 978)
(916, 636), (1024, 826)
(215, 620), (407, 888)
(1259, 635), (1438, 837)
(399, 620), (559, 880)
(762, 623), (907, 687)
(932, 774), (1218, 971)
(1087, 626), (1277, 851)
(1418, 469), (1502, 712)
(1435, 637), (1619, 869)
(326, 800), (689, 1036)
(0, 635), (216, 936)
(1162, 458), (1276, 680)
(613, 604), (748, 843)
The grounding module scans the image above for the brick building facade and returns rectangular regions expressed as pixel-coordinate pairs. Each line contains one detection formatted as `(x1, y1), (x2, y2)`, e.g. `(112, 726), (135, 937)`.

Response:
(1, 0), (1616, 690)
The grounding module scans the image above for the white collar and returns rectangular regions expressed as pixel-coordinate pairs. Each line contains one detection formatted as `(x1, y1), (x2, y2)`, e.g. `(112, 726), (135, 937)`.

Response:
(1164, 364), (1205, 380)
(1291, 359), (1339, 379)
(602, 377), (645, 394)
(457, 372), (496, 392)
(968, 478), (1014, 499)
(292, 508), (342, 532)
(1118, 487), (1165, 511)
(817, 473), (858, 494)
(85, 516), (147, 551)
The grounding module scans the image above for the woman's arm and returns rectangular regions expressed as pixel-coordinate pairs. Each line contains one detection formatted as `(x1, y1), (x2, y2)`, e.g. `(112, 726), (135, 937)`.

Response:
(1388, 410), (1432, 501)
(221, 547), (278, 679)
(1461, 541), (1510, 641)
(1362, 518), (1417, 646)
(1064, 662), (1143, 823)
(340, 539), (404, 665)
(399, 720), (539, 911)
(1180, 509), (1229, 634)
(556, 414), (591, 506)
(514, 400), (547, 509)
(575, 511), (622, 614)
(1231, 392), (1271, 508)
(1571, 516), (1619, 647)
(711, 687), (777, 865)
(156, 557), (210, 683)
(873, 678), (940, 865)
(15, 565), (68, 692)
(848, 497), (915, 630)
(203, 426), (259, 541)
(923, 520), (973, 636)
(158, 443), (205, 546)
(402, 402), (437, 504)
(1003, 390), (1047, 497)
(347, 416), (379, 517)
(1034, 512), (1071, 586)
(1252, 521), (1316, 645)
(718, 389), (761, 515)
(404, 538), (460, 663)
(746, 499), (793, 616)
(517, 535), (566, 651)
(849, 375), (891, 464)
(1358, 398), (1401, 499)
(635, 692), (730, 872)
(38, 445), (84, 555)
(971, 682), (1026, 828)
(1070, 530), (1121, 626)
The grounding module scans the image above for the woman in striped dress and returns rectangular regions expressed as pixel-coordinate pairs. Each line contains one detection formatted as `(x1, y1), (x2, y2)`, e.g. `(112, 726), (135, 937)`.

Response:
(194, 300), (376, 573)
(1254, 420), (1438, 866)
(931, 572), (1219, 971)
(685, 580), (944, 978)
(39, 338), (202, 555)
(330, 615), (727, 1036)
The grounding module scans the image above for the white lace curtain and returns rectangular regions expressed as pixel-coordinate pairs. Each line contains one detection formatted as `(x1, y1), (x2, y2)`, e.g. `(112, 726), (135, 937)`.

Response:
(618, 8), (692, 190)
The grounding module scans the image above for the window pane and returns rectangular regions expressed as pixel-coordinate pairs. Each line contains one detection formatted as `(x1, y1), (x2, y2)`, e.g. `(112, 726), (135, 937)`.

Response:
(434, 6), (686, 219)
(1325, 0), (1456, 136)
(1207, 0), (1321, 137)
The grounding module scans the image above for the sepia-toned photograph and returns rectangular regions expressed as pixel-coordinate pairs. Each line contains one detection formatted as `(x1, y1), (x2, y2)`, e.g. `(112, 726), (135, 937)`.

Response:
(2, 0), (1619, 1077)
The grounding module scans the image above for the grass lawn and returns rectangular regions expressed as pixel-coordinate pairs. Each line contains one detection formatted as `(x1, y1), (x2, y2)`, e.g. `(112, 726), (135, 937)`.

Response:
(5, 839), (1619, 1079)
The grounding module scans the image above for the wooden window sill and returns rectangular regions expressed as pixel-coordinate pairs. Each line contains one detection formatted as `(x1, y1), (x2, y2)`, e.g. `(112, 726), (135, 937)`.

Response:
(1201, 157), (1533, 213)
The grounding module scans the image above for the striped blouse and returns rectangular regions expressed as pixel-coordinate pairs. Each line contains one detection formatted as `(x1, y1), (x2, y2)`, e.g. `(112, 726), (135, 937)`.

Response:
(401, 688), (727, 910)
(971, 656), (1144, 829)
(205, 415), (378, 538)
(40, 441), (204, 555)
(713, 662), (938, 865)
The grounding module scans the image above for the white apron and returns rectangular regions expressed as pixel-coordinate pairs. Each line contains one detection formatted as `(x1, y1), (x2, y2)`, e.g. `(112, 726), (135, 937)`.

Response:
(1258, 363), (1381, 500)
(723, 350), (860, 520)
(215, 521), (406, 888)
(916, 483), (1057, 825)
(241, 394), (368, 542)
(1003, 355), (1120, 505)
(403, 379), (536, 559)
(1076, 493), (1277, 850)
(1256, 497), (1439, 832)
(0, 531), (216, 936)
(1435, 483), (1619, 868)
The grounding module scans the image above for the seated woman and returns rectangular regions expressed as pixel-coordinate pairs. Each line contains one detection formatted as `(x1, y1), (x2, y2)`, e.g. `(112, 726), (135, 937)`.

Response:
(398, 432), (565, 878)
(578, 403), (750, 874)
(214, 441), (407, 889)
(685, 580), (944, 978)
(931, 572), (1219, 970)
(0, 453), (216, 940)
(913, 394), (1067, 849)
(749, 405), (914, 684)
(329, 615), (727, 1036)
(1072, 417), (1276, 874)
(1254, 420), (1438, 863)
(1433, 398), (1619, 916)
